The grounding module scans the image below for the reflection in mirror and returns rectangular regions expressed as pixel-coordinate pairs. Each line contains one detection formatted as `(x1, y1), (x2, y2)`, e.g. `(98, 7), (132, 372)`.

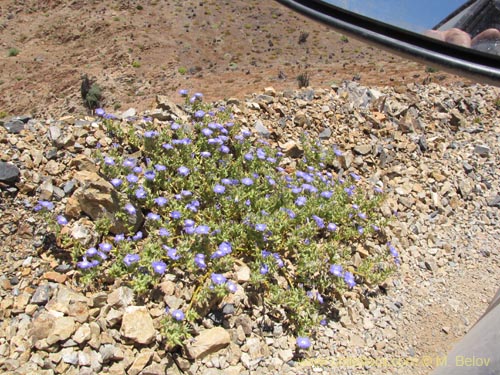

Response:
(323, 0), (500, 55)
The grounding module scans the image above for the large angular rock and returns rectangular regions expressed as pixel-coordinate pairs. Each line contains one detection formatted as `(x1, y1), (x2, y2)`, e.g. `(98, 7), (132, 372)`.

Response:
(120, 306), (156, 345)
(0, 162), (20, 184)
(47, 316), (77, 345)
(185, 327), (230, 359)
(155, 95), (188, 122)
(72, 171), (143, 234)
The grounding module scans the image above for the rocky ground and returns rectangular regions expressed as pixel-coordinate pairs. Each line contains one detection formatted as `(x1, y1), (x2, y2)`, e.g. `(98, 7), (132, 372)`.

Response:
(1, 80), (499, 375)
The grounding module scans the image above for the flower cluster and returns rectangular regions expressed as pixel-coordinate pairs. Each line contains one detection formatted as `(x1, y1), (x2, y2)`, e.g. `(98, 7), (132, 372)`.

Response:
(39, 90), (396, 350)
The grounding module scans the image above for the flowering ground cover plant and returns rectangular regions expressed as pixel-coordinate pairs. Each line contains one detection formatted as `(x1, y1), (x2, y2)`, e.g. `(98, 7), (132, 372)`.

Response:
(37, 91), (399, 350)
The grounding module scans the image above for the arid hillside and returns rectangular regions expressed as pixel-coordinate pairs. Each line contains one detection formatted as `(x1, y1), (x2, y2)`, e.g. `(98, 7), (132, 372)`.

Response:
(0, 0), (464, 117)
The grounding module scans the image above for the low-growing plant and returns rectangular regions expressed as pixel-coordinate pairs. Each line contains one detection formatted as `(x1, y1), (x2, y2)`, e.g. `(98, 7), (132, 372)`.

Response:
(298, 31), (309, 44)
(425, 66), (439, 73)
(37, 90), (399, 350)
(297, 71), (310, 88)
(340, 35), (349, 43)
(178, 66), (187, 75)
(132, 61), (141, 68)
(85, 83), (102, 110)
(8, 47), (20, 57)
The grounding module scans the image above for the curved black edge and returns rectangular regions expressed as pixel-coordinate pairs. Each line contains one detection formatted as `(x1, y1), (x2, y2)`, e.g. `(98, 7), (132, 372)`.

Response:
(276, 0), (500, 86)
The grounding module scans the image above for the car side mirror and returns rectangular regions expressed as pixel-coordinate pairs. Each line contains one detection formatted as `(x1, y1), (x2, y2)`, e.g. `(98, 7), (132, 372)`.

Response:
(276, 0), (500, 86)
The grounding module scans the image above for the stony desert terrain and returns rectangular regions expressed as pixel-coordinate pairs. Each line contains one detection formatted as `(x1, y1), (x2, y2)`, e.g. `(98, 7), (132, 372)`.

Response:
(0, 1), (499, 375)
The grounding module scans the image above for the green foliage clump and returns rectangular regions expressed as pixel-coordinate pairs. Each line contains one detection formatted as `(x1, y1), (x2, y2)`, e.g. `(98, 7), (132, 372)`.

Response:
(297, 71), (310, 88)
(85, 84), (102, 110)
(8, 47), (20, 57)
(38, 91), (398, 349)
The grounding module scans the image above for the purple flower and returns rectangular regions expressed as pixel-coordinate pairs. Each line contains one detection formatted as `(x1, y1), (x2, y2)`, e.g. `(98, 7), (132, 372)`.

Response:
(255, 224), (267, 232)
(219, 145), (230, 154)
(241, 177), (254, 186)
(200, 151), (211, 158)
(99, 243), (112, 252)
(124, 203), (136, 215)
(256, 148), (266, 159)
(194, 254), (206, 269)
(144, 130), (158, 138)
(194, 110), (205, 118)
(244, 153), (253, 161)
(344, 185), (355, 197)
(133, 166), (143, 174)
(126, 174), (138, 184)
(123, 253), (140, 266)
(327, 223), (338, 232)
(211, 273), (227, 285)
(147, 212), (161, 221)
(95, 108), (105, 117)
(163, 143), (173, 150)
(329, 264), (343, 277)
(155, 164), (166, 171)
(184, 219), (195, 227)
(110, 178), (123, 188)
(295, 196), (307, 206)
(135, 187), (147, 199)
(132, 231), (143, 241)
(170, 211), (182, 219)
(350, 172), (361, 181)
(284, 209), (296, 219)
(123, 158), (136, 168)
(296, 337), (311, 349)
(144, 170), (156, 180)
(374, 186), (384, 194)
(77, 257), (94, 269)
(85, 247), (98, 257)
(37, 200), (55, 211)
(179, 89), (188, 96)
(104, 156), (115, 165)
(57, 215), (68, 225)
(164, 246), (180, 260)
(211, 241), (232, 259)
(226, 281), (237, 293)
(154, 197), (168, 206)
(184, 226), (196, 235)
(171, 309), (185, 321)
(311, 215), (325, 229)
(344, 271), (356, 288)
(114, 233), (125, 243)
(213, 184), (226, 194)
(260, 264), (269, 275)
(195, 225), (210, 235)
(272, 253), (284, 268)
(152, 260), (167, 275)
(218, 241), (232, 255)
(333, 146), (343, 156)
(177, 166), (190, 176)
(388, 243), (401, 265)
(320, 191), (333, 199)
(357, 226), (364, 235)
(358, 212), (367, 220)
(201, 128), (213, 137)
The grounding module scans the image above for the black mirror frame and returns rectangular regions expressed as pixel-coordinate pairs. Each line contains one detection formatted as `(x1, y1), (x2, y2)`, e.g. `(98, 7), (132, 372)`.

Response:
(276, 0), (500, 86)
